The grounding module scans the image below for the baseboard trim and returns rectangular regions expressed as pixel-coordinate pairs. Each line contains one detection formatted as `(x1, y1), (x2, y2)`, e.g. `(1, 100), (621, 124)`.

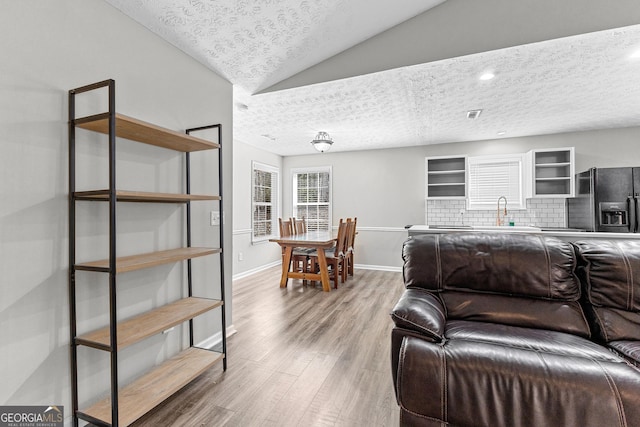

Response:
(355, 263), (402, 272)
(197, 324), (237, 350)
(235, 261), (402, 278)
(233, 260), (281, 280)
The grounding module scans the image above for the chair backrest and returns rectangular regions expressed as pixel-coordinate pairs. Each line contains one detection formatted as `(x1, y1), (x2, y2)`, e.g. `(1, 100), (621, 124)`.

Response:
(279, 218), (293, 237)
(334, 219), (348, 257)
(291, 216), (306, 234)
(346, 217), (357, 252)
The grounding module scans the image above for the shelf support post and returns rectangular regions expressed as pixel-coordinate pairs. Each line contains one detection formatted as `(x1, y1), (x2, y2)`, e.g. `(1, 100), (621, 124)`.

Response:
(68, 83), (79, 427)
(185, 124), (227, 370)
(107, 79), (120, 427)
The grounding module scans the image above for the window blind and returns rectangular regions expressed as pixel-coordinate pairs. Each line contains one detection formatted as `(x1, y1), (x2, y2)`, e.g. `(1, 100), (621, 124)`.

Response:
(292, 167), (331, 232)
(252, 162), (278, 242)
(467, 154), (525, 210)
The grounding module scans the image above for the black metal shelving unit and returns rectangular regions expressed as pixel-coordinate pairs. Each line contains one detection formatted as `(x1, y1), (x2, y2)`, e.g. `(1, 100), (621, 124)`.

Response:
(68, 79), (226, 427)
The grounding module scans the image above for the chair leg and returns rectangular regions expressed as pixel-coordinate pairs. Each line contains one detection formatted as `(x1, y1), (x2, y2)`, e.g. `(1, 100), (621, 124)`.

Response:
(346, 252), (353, 276)
(310, 257), (343, 289)
(330, 259), (338, 289)
(310, 257), (318, 286)
(301, 255), (308, 286)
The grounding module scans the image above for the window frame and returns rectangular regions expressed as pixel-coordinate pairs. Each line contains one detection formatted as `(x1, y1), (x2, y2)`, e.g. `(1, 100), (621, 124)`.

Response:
(466, 153), (526, 211)
(251, 161), (279, 243)
(291, 166), (333, 232)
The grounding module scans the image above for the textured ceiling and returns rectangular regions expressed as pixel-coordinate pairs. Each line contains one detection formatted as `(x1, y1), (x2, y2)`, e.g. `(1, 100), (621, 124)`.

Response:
(235, 24), (640, 155)
(105, 1), (640, 156)
(104, 0), (444, 93)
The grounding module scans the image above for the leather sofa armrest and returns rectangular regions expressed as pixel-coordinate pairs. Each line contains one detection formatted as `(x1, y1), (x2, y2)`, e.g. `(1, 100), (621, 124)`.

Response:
(390, 288), (446, 341)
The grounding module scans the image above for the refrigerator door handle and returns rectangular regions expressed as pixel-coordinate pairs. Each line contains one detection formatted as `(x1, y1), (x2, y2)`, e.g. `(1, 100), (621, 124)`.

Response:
(628, 195), (637, 233)
(635, 196), (640, 233)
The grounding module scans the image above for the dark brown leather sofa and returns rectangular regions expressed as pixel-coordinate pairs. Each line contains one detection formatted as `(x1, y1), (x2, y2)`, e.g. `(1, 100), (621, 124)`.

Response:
(390, 233), (640, 427)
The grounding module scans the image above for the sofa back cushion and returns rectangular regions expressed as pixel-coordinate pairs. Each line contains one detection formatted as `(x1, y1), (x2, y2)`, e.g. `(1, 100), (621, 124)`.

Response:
(403, 233), (590, 336)
(573, 240), (640, 342)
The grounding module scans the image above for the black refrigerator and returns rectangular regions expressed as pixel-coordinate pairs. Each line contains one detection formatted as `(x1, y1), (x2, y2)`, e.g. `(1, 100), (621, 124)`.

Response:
(566, 167), (640, 233)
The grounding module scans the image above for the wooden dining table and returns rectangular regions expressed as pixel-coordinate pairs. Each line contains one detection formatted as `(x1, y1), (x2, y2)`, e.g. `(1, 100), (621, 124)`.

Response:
(269, 231), (336, 292)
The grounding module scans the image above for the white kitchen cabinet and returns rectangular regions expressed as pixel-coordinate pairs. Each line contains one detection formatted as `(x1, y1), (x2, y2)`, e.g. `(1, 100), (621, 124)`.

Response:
(528, 147), (575, 198)
(425, 156), (466, 199)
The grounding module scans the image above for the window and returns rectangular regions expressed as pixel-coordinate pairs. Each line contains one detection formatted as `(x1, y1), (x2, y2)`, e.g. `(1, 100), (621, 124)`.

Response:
(252, 162), (278, 243)
(292, 167), (332, 232)
(467, 154), (525, 210)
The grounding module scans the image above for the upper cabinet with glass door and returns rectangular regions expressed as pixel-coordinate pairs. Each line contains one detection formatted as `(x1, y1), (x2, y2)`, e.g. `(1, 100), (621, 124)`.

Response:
(425, 156), (466, 199)
(529, 147), (575, 198)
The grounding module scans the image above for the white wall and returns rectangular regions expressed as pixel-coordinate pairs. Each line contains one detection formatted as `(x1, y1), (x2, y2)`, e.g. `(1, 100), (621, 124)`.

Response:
(232, 140), (283, 278)
(0, 1), (232, 424)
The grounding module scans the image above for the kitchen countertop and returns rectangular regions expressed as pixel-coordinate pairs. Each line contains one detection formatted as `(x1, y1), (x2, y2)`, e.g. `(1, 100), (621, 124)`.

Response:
(407, 225), (640, 240)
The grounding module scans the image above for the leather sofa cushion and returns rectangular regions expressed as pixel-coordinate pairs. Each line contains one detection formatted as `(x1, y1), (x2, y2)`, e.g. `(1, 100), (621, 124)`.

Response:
(574, 240), (640, 342)
(397, 335), (640, 427)
(403, 233), (579, 301)
(445, 320), (618, 362)
(443, 292), (591, 337)
(609, 340), (640, 367)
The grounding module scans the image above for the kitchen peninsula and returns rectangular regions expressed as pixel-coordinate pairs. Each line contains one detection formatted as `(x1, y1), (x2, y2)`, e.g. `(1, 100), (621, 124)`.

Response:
(407, 225), (640, 241)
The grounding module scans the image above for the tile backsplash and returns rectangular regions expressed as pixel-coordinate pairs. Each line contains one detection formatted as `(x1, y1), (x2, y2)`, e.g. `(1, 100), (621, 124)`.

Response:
(426, 198), (566, 228)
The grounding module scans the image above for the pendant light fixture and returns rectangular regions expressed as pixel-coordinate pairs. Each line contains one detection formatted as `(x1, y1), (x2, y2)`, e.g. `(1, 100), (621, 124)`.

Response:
(310, 131), (333, 153)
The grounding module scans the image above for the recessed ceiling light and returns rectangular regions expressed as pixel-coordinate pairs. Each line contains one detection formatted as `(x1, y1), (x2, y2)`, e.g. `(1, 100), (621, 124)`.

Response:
(497, 131), (506, 136)
(479, 72), (495, 81)
(630, 49), (640, 59)
(467, 109), (482, 119)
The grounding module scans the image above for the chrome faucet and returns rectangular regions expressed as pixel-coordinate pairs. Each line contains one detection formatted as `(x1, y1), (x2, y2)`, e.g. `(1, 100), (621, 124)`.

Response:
(497, 196), (508, 226)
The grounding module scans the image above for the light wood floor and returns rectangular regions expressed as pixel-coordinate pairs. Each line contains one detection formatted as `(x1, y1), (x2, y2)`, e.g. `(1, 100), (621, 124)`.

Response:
(131, 266), (404, 426)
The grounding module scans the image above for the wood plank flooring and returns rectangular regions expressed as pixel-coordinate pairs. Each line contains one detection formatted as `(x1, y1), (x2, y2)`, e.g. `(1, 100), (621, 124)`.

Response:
(130, 267), (404, 427)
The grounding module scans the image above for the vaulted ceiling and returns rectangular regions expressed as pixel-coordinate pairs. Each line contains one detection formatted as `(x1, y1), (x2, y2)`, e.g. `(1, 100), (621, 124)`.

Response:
(105, 0), (640, 155)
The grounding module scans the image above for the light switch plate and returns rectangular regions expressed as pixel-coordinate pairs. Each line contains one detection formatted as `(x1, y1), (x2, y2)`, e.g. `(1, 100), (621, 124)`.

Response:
(210, 211), (221, 226)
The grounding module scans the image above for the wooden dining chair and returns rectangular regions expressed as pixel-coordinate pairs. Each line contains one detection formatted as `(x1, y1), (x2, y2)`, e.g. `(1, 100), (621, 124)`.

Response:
(308, 219), (348, 289)
(291, 216), (307, 235)
(279, 218), (294, 237)
(279, 217), (309, 277)
(346, 217), (357, 277)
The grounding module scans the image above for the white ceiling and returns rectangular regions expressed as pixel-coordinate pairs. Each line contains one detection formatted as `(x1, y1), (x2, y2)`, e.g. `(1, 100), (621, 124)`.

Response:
(104, 0), (444, 93)
(105, 0), (640, 156)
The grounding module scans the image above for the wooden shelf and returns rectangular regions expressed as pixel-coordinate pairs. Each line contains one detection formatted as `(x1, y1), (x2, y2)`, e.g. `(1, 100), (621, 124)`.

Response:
(75, 113), (219, 152)
(74, 190), (220, 203)
(75, 247), (220, 273)
(80, 347), (223, 426)
(76, 297), (223, 350)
